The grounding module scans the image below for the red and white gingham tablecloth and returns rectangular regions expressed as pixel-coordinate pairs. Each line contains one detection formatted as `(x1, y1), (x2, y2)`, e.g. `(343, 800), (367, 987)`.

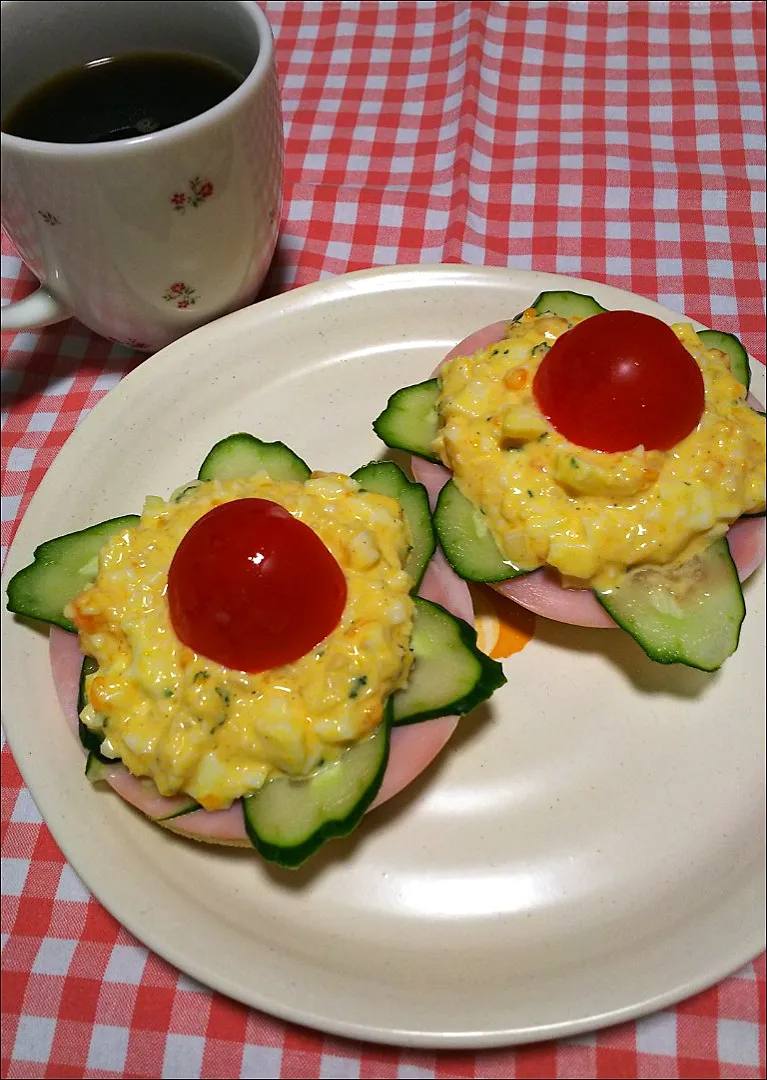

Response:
(2, 3), (765, 1077)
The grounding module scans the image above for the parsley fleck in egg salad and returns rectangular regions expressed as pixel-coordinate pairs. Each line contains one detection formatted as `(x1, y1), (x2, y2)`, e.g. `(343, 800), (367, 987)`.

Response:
(433, 309), (766, 590)
(66, 474), (415, 811)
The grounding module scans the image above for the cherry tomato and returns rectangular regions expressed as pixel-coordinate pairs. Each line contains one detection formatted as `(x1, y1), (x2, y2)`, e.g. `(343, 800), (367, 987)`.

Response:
(167, 499), (347, 673)
(532, 311), (705, 452)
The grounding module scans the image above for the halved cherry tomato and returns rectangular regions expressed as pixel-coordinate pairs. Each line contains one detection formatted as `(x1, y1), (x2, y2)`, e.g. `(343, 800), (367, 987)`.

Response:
(167, 499), (347, 673)
(532, 310), (705, 452)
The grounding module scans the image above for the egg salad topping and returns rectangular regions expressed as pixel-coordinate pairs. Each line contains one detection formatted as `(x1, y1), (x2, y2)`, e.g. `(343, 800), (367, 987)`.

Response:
(66, 474), (415, 810)
(433, 311), (766, 588)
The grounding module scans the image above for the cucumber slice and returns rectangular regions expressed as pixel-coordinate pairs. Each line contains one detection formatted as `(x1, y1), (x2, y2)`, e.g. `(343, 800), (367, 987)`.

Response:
(392, 597), (506, 725)
(372, 379), (441, 462)
(532, 290), (607, 320)
(434, 480), (526, 583)
(697, 329), (750, 391)
(85, 753), (113, 783)
(594, 538), (745, 671)
(350, 460), (436, 590)
(6, 516), (140, 632)
(242, 707), (391, 868)
(198, 433), (311, 483)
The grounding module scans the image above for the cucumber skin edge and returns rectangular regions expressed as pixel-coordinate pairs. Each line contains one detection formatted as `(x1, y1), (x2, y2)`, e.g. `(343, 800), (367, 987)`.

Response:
(241, 702), (393, 869)
(6, 514), (141, 633)
(371, 414), (442, 464)
(371, 379), (442, 464)
(392, 597), (507, 726)
(433, 481), (530, 584)
(350, 461), (436, 592)
(198, 435), (311, 482)
(7, 605), (77, 634)
(591, 539), (746, 673)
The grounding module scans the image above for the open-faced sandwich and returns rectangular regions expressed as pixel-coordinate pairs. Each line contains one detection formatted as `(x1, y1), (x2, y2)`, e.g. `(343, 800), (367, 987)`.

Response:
(373, 291), (766, 671)
(6, 435), (505, 866)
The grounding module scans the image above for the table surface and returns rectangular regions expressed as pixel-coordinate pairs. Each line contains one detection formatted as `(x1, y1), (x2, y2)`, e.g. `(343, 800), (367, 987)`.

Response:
(1, 2), (765, 1078)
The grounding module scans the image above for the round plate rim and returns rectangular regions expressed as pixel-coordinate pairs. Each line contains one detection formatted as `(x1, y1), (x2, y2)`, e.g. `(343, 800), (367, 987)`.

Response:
(2, 263), (764, 1049)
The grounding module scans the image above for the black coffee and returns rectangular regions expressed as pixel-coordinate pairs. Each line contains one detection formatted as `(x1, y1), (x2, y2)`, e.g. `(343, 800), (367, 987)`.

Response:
(2, 52), (243, 143)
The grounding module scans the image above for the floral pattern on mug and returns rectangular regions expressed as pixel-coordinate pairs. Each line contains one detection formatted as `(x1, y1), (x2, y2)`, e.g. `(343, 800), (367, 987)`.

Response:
(37, 211), (61, 225)
(170, 177), (214, 213)
(163, 282), (198, 308)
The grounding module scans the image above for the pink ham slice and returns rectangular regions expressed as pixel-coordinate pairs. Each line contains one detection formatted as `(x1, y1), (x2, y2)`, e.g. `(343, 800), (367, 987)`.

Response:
(48, 546), (475, 844)
(371, 546), (472, 810)
(412, 319), (766, 628)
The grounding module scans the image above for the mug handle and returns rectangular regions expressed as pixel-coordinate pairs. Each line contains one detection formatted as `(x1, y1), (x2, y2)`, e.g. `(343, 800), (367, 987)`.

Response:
(1, 287), (72, 331)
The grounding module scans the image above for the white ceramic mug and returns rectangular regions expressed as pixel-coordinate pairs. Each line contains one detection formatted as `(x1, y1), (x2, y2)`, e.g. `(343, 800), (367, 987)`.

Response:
(0, 0), (282, 351)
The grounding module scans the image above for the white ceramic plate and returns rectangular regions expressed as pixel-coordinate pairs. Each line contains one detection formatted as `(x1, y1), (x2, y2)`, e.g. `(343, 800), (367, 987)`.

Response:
(2, 265), (765, 1048)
